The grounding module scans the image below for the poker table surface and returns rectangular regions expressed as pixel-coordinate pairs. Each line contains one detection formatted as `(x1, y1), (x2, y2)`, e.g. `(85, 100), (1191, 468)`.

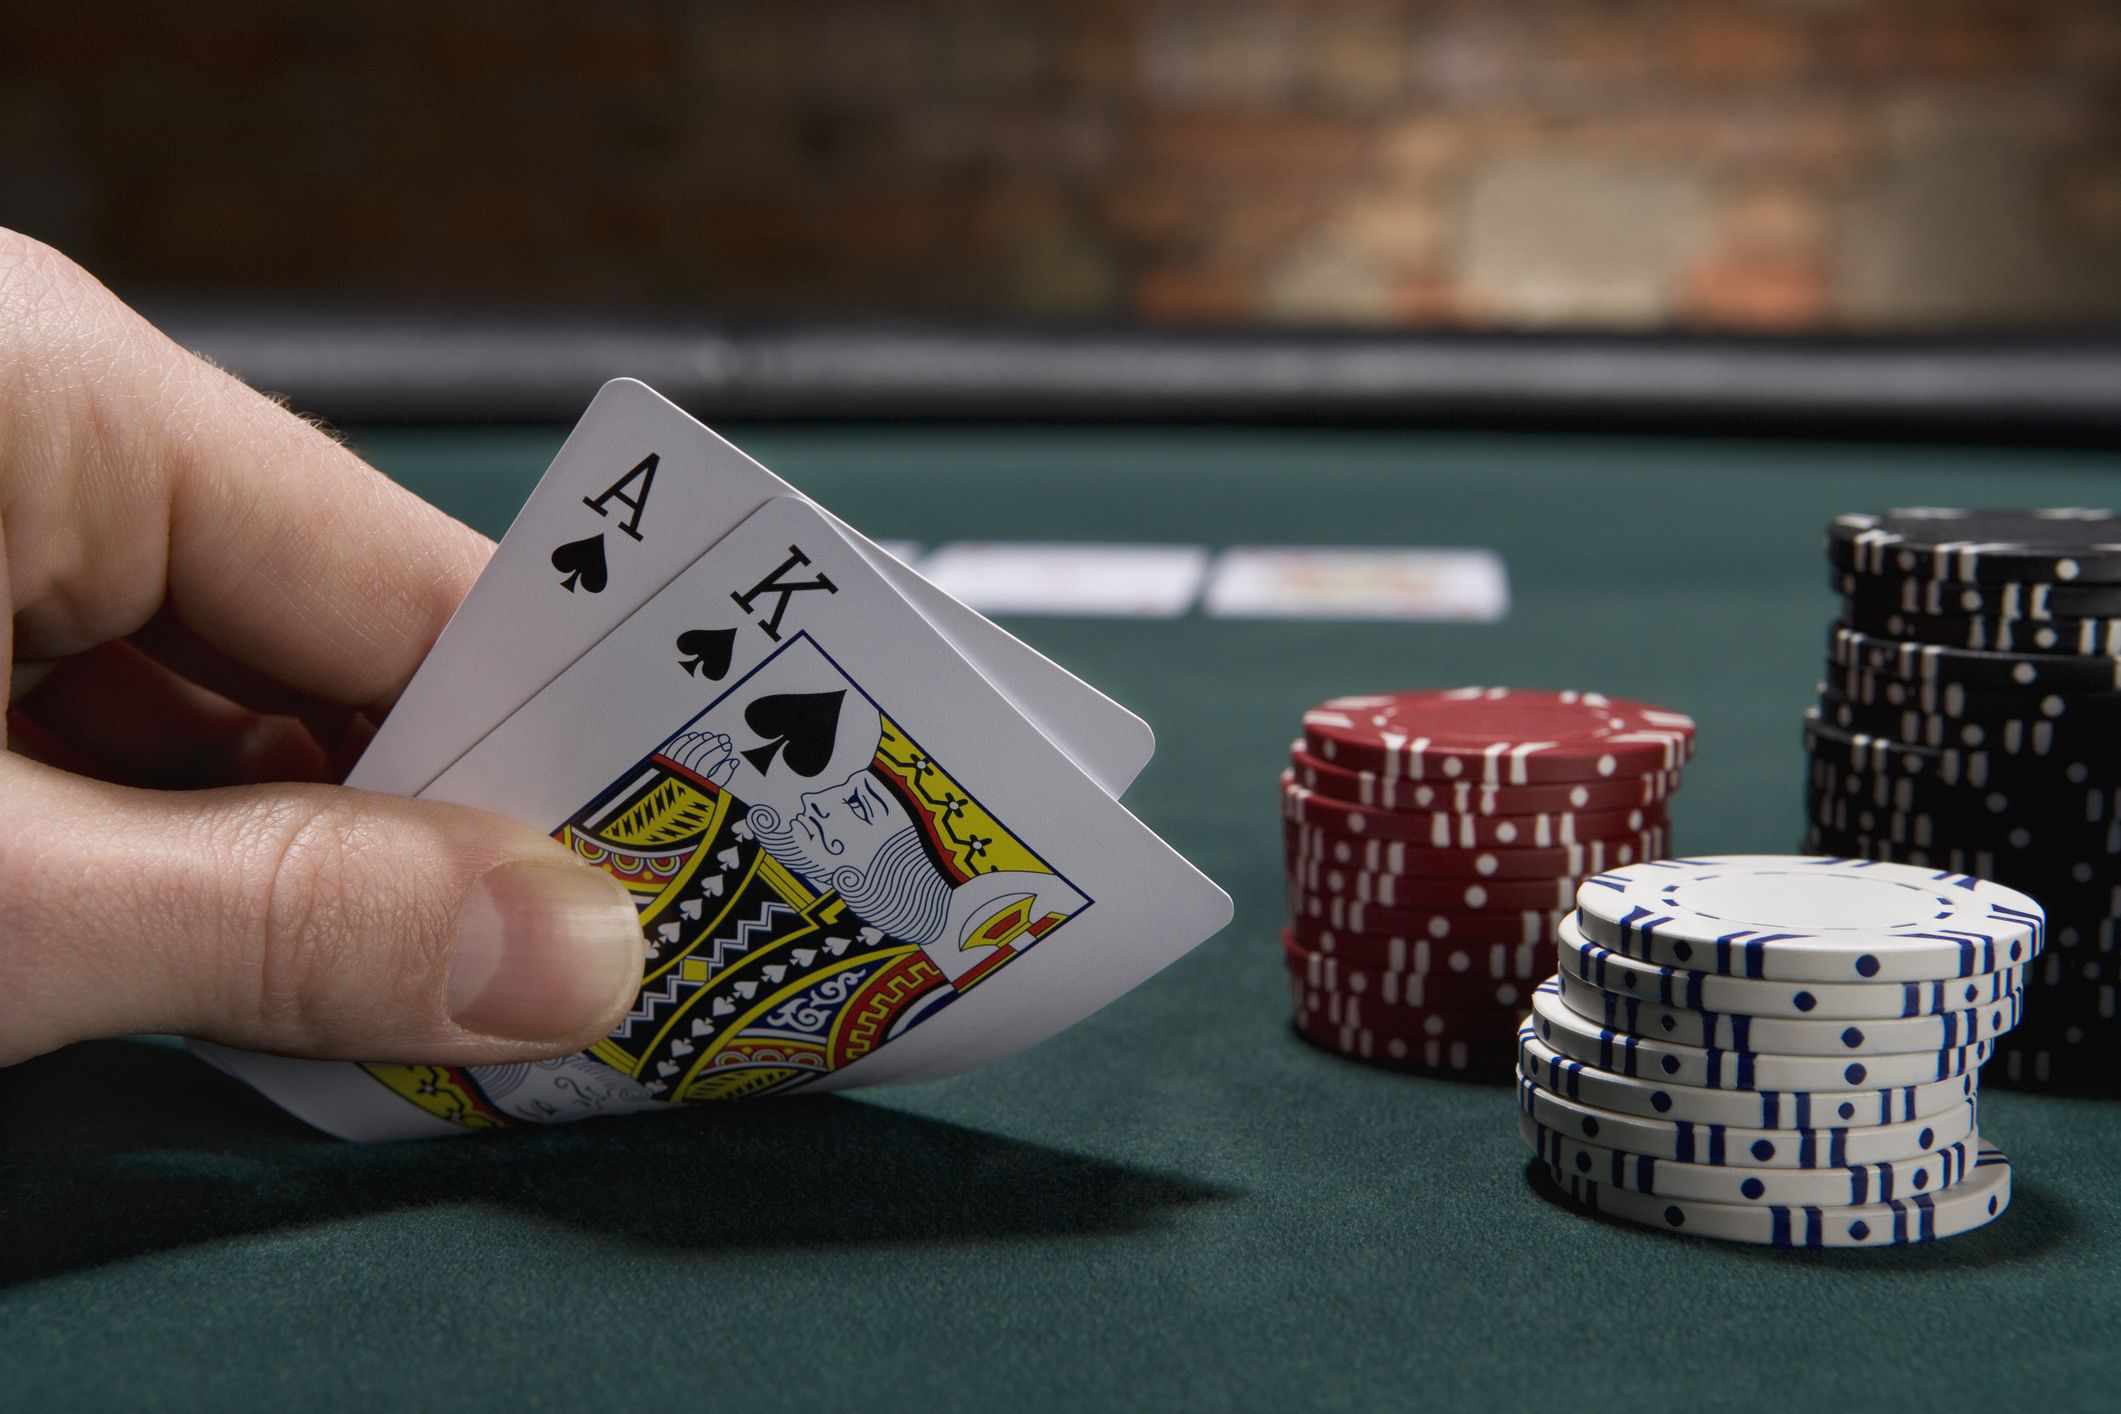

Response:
(9, 421), (2121, 1411)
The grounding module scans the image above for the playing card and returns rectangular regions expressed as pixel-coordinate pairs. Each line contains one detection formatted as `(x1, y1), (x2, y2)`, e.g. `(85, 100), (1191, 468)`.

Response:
(197, 495), (1232, 1141)
(920, 543), (1210, 617)
(349, 378), (1153, 799)
(1202, 547), (1509, 621)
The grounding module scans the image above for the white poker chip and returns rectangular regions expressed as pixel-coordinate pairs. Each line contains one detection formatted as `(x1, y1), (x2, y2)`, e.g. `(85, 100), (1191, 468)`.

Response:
(1520, 1111), (1980, 1207)
(1555, 958), (2022, 1056)
(1516, 1071), (1976, 1169)
(1528, 983), (1994, 1092)
(1539, 1142), (2012, 1247)
(1556, 911), (2025, 1020)
(1574, 854), (2044, 983)
(1515, 1023), (1978, 1130)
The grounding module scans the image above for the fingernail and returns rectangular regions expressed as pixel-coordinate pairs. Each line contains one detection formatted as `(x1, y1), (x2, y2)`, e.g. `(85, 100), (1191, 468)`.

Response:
(448, 861), (644, 1042)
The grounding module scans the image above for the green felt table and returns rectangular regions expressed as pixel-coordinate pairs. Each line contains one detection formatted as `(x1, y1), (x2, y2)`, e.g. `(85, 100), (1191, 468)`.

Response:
(8, 423), (2121, 1411)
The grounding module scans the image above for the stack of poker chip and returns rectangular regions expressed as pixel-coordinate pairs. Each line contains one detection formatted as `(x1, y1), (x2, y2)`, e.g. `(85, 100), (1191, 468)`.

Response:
(1280, 687), (1696, 1076)
(1807, 508), (2121, 1092)
(1520, 855), (2035, 1248)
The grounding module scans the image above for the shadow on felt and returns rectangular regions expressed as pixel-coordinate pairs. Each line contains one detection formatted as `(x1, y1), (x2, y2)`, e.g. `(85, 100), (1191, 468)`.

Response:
(0, 1037), (1231, 1287)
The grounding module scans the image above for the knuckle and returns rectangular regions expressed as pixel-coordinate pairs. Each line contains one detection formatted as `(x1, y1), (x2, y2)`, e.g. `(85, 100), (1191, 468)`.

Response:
(238, 793), (461, 1049)
(245, 796), (372, 1040)
(0, 230), (100, 348)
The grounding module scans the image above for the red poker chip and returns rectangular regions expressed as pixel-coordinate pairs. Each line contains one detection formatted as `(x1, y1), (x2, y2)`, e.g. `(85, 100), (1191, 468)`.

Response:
(1281, 929), (1536, 1011)
(1286, 742), (1681, 816)
(1285, 822), (1667, 880)
(1281, 983), (1518, 1059)
(1282, 777), (1668, 846)
(1290, 875), (1578, 923)
(1289, 855), (1611, 908)
(1285, 902), (1571, 947)
(1288, 915), (1558, 977)
(1291, 981), (1527, 1038)
(1272, 920), (1561, 983)
(1290, 984), (1529, 1033)
(1301, 687), (1695, 785)
(1288, 1021), (1519, 1076)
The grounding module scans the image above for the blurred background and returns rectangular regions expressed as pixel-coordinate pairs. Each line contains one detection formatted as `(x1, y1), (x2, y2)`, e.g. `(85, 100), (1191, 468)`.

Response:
(10, 0), (2121, 328)
(4, 1), (2120, 427)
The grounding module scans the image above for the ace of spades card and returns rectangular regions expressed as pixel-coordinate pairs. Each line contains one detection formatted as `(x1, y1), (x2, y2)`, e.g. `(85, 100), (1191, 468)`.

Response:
(347, 378), (1153, 803)
(197, 496), (1231, 1141)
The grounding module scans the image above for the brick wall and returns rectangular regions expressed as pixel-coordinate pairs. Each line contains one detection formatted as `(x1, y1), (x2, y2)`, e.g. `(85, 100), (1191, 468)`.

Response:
(5, 0), (2119, 329)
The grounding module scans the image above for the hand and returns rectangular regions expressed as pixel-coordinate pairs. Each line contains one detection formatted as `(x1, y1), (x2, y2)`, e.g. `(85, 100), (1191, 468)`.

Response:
(0, 232), (645, 1067)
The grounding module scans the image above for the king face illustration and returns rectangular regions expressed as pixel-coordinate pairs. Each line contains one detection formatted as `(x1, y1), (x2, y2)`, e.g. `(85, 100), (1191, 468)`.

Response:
(361, 635), (1091, 1130)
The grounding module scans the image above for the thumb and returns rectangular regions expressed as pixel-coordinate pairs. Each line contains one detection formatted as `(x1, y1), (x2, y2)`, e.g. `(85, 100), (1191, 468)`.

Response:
(0, 755), (646, 1065)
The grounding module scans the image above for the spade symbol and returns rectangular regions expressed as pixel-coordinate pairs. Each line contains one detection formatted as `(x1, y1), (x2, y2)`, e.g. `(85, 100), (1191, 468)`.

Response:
(675, 627), (737, 680)
(740, 690), (846, 778)
(551, 534), (609, 594)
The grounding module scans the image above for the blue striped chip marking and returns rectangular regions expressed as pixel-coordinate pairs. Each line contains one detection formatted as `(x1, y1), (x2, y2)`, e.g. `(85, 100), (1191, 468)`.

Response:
(1577, 872), (1633, 900)
(1574, 933), (2023, 1019)
(1725, 930), (1801, 980)
(1543, 979), (1999, 1091)
(1519, 1070), (1972, 1171)
(1668, 958), (1699, 1010)
(1606, 904), (1671, 954)
(1971, 1144), (2010, 1201)
(1537, 1119), (1970, 1205)
(1568, 966), (2021, 1056)
(1912, 930), (1995, 978)
(1892, 1192), (1939, 1244)
(1548, 1141), (2008, 1247)
(1523, 1028), (1954, 1129)
(1597, 860), (2046, 978)
(1519, 1023), (1587, 1100)
(1991, 901), (2046, 951)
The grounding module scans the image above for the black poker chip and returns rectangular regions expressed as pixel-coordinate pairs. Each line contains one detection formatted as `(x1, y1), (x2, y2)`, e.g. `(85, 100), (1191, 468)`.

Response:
(1810, 511), (2121, 1099)
(1806, 755), (2121, 822)
(1804, 791), (2121, 860)
(1828, 508), (2121, 584)
(1841, 601), (2121, 657)
(1830, 567), (2121, 623)
(1804, 712), (2119, 789)
(1802, 825), (2121, 907)
(1822, 660), (2121, 724)
(2003, 993), (2121, 1045)
(2042, 914), (2121, 955)
(1991, 1044), (2121, 1097)
(1830, 625), (2121, 694)
(2027, 944), (2121, 989)
(1813, 687), (2121, 759)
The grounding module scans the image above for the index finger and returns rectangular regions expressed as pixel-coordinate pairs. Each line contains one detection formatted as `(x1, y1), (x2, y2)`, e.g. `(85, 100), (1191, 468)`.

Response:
(0, 231), (492, 714)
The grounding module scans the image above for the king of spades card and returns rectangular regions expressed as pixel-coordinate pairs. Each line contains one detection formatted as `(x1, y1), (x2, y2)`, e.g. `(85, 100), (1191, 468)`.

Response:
(361, 634), (1091, 1130)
